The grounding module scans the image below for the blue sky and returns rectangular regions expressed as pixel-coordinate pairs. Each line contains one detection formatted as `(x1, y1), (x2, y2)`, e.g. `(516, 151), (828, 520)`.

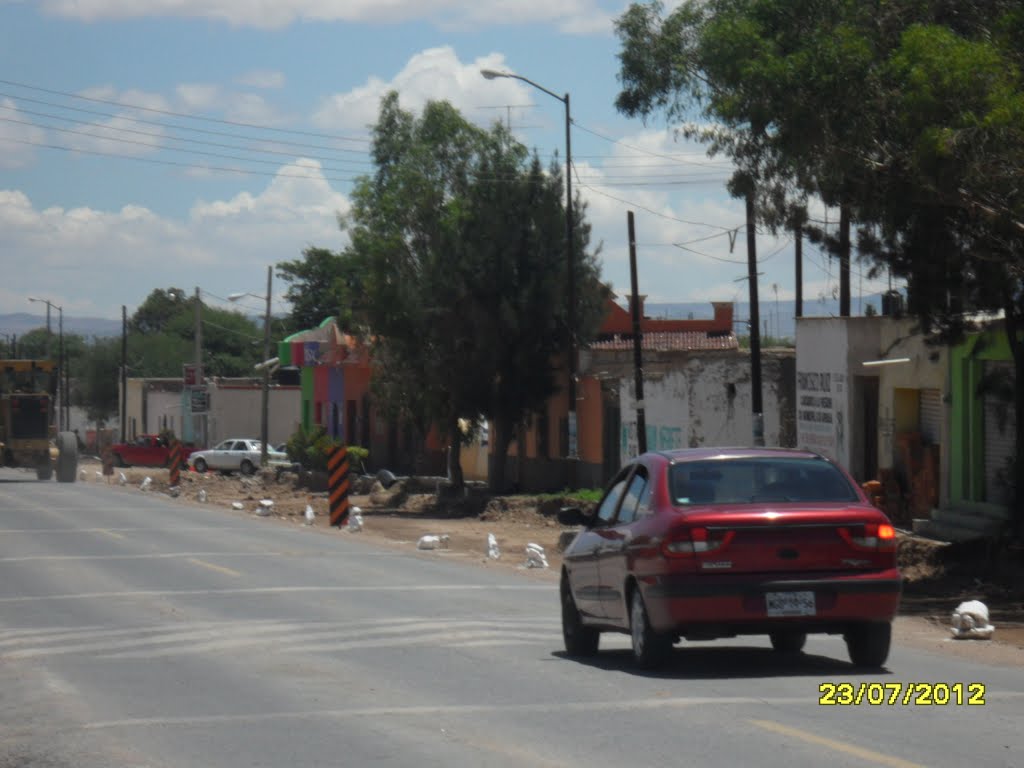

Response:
(0, 0), (897, 324)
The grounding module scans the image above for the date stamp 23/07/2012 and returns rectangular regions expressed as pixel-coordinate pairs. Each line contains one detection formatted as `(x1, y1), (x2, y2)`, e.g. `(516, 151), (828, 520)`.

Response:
(819, 682), (985, 706)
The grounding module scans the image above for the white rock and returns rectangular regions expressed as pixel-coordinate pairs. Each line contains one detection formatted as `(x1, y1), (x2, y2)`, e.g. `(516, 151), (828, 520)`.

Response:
(95, 471), (103, 479)
(197, 488), (208, 503)
(347, 508), (363, 532)
(304, 504), (315, 525)
(256, 499), (274, 516)
(231, 501), (245, 510)
(140, 477), (152, 491)
(417, 534), (450, 550)
(118, 472), (127, 486)
(487, 532), (500, 560)
(79, 468), (87, 479)
(168, 486), (180, 498)
(951, 600), (995, 640)
(525, 542), (549, 569)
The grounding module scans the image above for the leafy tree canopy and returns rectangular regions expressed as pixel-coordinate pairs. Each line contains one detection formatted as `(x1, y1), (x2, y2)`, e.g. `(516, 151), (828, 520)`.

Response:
(338, 91), (606, 488)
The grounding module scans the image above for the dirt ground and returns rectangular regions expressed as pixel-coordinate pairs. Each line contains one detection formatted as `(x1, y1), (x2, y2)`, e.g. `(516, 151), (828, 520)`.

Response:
(77, 458), (1024, 662)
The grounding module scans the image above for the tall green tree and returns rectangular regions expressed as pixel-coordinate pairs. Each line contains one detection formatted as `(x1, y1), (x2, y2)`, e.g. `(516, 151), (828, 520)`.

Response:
(341, 92), (605, 490)
(73, 336), (121, 424)
(277, 246), (363, 334)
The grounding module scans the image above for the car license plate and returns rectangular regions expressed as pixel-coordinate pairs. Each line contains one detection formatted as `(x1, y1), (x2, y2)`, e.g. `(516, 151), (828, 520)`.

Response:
(765, 591), (816, 617)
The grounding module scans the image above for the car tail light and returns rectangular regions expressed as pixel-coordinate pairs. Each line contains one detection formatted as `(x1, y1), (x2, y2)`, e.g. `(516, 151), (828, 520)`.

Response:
(839, 523), (897, 551)
(662, 527), (735, 557)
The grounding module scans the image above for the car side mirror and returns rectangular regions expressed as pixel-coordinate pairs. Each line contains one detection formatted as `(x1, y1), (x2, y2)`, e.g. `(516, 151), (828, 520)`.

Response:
(558, 506), (590, 527)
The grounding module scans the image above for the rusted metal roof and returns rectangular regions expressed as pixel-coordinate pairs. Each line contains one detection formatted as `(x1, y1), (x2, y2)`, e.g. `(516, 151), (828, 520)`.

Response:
(589, 331), (739, 352)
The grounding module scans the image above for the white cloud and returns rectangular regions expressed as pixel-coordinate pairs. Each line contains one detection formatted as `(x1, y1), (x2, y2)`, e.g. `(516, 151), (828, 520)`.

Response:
(313, 47), (529, 133)
(0, 98), (46, 168)
(0, 161), (350, 317)
(38, 0), (618, 33)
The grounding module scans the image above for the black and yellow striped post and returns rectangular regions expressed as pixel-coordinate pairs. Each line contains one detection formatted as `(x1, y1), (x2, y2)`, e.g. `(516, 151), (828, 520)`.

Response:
(328, 445), (351, 527)
(168, 439), (182, 487)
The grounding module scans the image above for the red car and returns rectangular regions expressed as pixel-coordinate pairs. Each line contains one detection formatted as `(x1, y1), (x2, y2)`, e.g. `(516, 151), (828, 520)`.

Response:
(558, 448), (901, 669)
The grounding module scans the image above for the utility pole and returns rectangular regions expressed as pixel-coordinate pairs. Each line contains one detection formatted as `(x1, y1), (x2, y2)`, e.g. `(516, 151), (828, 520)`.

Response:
(794, 221), (803, 318)
(194, 286), (204, 448)
(120, 306), (127, 441)
(839, 205), (851, 317)
(745, 191), (765, 446)
(261, 266), (271, 467)
(627, 212), (647, 455)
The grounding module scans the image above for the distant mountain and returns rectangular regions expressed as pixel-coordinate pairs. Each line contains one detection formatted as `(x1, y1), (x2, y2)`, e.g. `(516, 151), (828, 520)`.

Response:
(0, 312), (122, 339)
(643, 292), (901, 340)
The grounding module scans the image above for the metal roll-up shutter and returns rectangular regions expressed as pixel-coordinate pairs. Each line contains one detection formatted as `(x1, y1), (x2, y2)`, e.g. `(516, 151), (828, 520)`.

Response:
(983, 361), (1016, 505)
(918, 388), (942, 444)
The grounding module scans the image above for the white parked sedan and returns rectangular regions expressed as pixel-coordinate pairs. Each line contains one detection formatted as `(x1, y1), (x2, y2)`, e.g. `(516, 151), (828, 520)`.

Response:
(188, 438), (289, 475)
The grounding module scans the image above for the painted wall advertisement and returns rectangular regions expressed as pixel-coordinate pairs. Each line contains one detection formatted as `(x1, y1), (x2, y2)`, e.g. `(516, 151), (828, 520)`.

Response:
(796, 370), (845, 463)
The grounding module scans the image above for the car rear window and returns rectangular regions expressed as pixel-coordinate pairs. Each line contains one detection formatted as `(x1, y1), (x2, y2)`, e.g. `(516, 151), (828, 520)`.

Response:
(669, 457), (859, 505)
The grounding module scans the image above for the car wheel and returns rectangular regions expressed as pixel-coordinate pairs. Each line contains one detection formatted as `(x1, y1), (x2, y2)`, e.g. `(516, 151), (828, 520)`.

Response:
(769, 631), (807, 654)
(193, 458), (207, 474)
(240, 459), (255, 476)
(630, 588), (671, 670)
(561, 574), (599, 657)
(844, 622), (891, 668)
(113, 453), (126, 468)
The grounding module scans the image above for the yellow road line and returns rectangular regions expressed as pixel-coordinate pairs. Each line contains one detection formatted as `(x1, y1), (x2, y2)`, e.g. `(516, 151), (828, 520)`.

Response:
(750, 719), (928, 768)
(188, 558), (241, 578)
(96, 530), (125, 540)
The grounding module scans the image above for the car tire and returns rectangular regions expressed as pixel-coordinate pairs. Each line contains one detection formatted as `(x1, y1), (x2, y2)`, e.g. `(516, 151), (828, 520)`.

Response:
(113, 453), (126, 468)
(769, 631), (807, 654)
(36, 463), (53, 481)
(193, 458), (208, 474)
(845, 622), (891, 668)
(561, 575), (599, 657)
(240, 459), (255, 476)
(630, 588), (671, 670)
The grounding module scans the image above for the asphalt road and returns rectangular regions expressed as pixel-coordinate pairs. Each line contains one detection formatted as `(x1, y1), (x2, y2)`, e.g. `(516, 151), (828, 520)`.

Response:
(2, 469), (1022, 768)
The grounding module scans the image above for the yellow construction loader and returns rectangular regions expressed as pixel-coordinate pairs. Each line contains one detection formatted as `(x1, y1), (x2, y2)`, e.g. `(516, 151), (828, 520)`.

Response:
(0, 359), (78, 482)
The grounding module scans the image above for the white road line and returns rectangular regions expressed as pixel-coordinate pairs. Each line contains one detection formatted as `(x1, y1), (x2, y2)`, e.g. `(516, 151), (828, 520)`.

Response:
(0, 551), (288, 562)
(0, 618), (561, 659)
(0, 584), (552, 603)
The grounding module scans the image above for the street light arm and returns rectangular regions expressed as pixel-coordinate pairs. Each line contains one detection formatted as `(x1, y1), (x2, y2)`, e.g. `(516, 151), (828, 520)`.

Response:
(480, 69), (565, 105)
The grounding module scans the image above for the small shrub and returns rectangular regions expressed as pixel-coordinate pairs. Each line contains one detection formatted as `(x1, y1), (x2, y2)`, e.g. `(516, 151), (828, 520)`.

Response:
(285, 426), (368, 473)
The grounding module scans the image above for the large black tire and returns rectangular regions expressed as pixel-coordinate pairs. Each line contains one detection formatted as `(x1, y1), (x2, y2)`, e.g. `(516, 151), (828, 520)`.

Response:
(770, 631), (807, 654)
(845, 622), (892, 668)
(561, 574), (599, 657)
(113, 452), (126, 468)
(240, 459), (256, 476)
(56, 432), (78, 483)
(630, 588), (672, 670)
(193, 457), (208, 474)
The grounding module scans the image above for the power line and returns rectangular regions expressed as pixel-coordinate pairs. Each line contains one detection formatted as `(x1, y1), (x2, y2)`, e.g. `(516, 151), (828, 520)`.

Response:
(0, 78), (372, 145)
(572, 120), (728, 169)
(576, 180), (742, 232)
(0, 102), (375, 167)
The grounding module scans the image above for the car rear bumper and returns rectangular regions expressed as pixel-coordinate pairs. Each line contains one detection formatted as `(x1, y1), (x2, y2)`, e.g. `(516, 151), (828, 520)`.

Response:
(643, 569), (902, 635)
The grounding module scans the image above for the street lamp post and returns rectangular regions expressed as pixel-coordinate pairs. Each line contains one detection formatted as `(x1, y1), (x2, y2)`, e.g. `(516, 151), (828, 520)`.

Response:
(481, 68), (579, 467)
(229, 266), (273, 467)
(28, 297), (64, 432)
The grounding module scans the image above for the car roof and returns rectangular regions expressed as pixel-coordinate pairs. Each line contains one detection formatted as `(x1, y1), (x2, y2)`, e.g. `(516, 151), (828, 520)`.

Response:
(654, 446), (830, 464)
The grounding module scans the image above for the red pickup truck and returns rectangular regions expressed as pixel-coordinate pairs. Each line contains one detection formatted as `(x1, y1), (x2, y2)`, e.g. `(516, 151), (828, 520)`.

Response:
(111, 435), (195, 468)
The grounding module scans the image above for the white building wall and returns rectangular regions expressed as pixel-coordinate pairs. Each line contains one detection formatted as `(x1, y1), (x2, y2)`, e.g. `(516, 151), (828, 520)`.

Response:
(618, 353), (793, 462)
(206, 382), (300, 447)
(795, 317), (881, 479)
